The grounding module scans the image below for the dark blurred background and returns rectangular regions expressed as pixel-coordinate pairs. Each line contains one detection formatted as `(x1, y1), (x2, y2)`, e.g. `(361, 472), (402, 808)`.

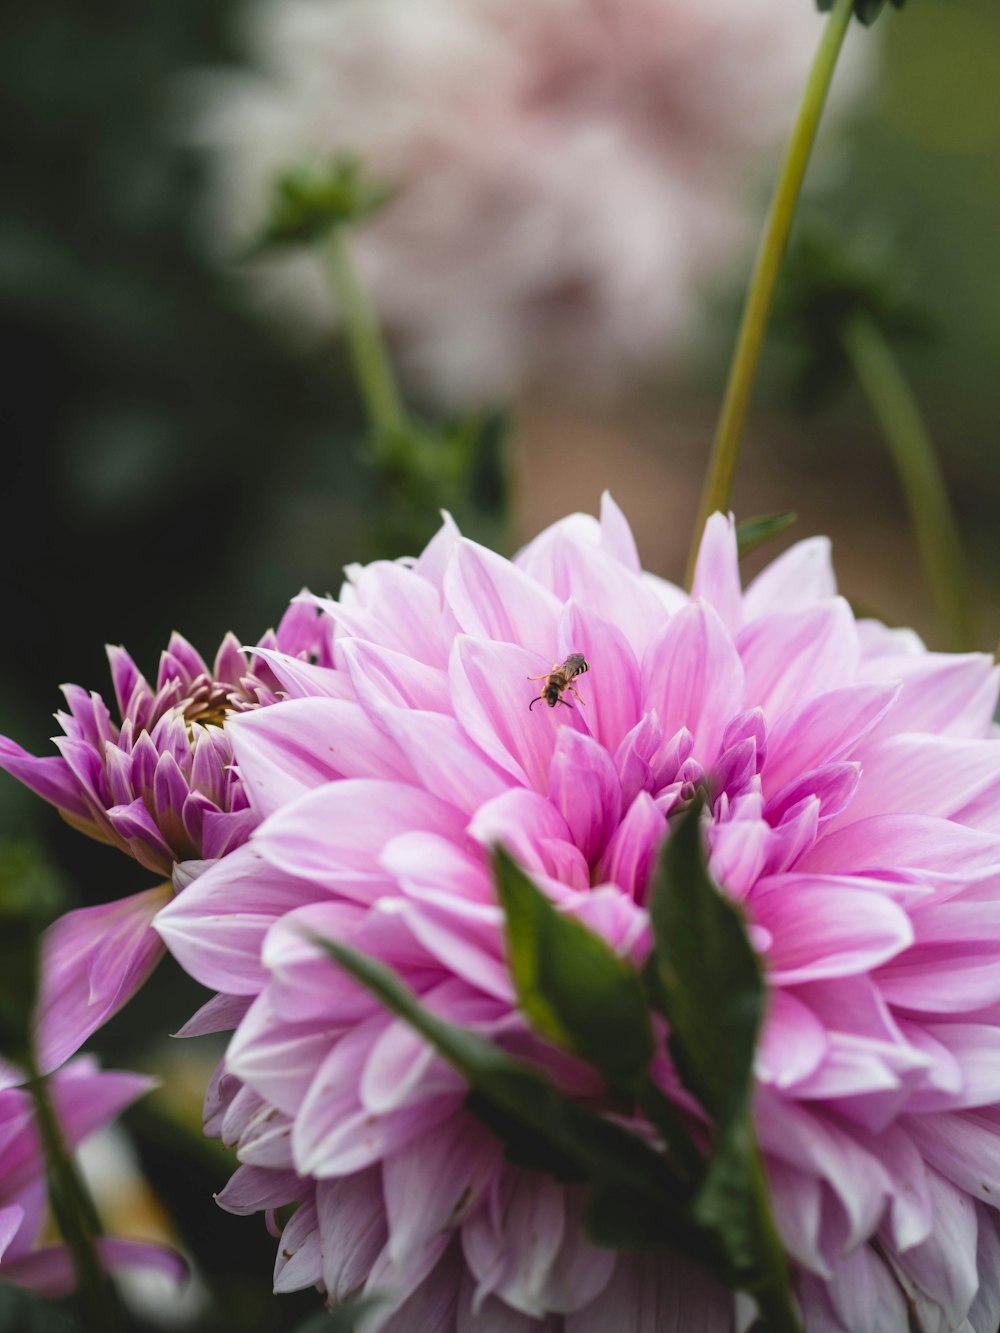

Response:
(2, 0), (1000, 1328)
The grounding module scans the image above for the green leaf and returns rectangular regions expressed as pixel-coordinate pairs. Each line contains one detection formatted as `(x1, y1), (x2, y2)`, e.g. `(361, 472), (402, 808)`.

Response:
(0, 840), (68, 1061)
(291, 1297), (384, 1333)
(694, 1119), (801, 1331)
(250, 155), (393, 254)
(647, 804), (802, 1332)
(735, 513), (798, 560)
(493, 847), (653, 1090)
(307, 934), (701, 1253)
(774, 227), (932, 412)
(0, 1283), (81, 1333)
(647, 799), (764, 1130)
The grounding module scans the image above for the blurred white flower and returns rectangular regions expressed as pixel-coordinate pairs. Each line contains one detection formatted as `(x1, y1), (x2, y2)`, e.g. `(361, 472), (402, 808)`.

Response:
(194, 0), (867, 404)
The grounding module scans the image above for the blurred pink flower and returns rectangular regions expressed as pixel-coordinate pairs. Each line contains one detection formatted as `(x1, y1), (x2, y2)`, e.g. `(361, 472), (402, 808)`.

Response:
(0, 1058), (182, 1296)
(158, 500), (1000, 1330)
(197, 0), (866, 404)
(0, 606), (329, 1074)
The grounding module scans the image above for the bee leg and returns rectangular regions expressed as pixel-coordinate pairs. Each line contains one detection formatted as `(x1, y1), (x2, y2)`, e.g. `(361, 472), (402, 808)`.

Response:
(567, 686), (586, 706)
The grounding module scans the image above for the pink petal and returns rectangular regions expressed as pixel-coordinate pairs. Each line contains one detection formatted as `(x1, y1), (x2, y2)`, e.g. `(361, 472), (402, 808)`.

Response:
(641, 600), (745, 767)
(48, 1065), (155, 1155)
(339, 637), (452, 714)
(316, 1168), (387, 1302)
(825, 1242), (907, 1333)
(382, 1116), (500, 1261)
(905, 1109), (1000, 1204)
(838, 734), (1000, 832)
(378, 710), (512, 814)
(762, 682), (899, 796)
(470, 787), (587, 891)
(548, 728), (622, 866)
(599, 492), (642, 573)
(247, 646), (353, 700)
(753, 1089), (891, 1251)
(256, 778), (469, 902)
(4, 1237), (186, 1298)
(798, 814), (1000, 884)
(227, 698), (413, 819)
(917, 1025), (1000, 1110)
(0, 1204), (24, 1260)
(444, 538), (562, 650)
(878, 943), (1000, 1014)
(860, 651), (999, 742)
(36, 884), (170, 1074)
(0, 739), (91, 822)
(226, 992), (337, 1117)
(691, 512), (742, 635)
(752, 878), (913, 983)
(518, 527), (665, 660)
(756, 990), (829, 1090)
(461, 1169), (565, 1316)
(565, 1250), (732, 1333)
(597, 791), (667, 904)
(737, 599), (859, 723)
(215, 1164), (305, 1215)
(273, 1200), (323, 1293)
(536, 1188), (616, 1314)
(743, 537), (836, 619)
(558, 600), (642, 756)
(766, 1160), (828, 1276)
(156, 842), (317, 993)
(450, 635), (586, 791)
(174, 992), (251, 1038)
(889, 1168), (978, 1328)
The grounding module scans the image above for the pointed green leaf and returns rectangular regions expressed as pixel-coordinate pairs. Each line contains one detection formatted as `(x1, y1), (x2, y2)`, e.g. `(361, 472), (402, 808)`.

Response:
(647, 799), (764, 1129)
(493, 848), (653, 1090)
(647, 804), (802, 1331)
(735, 512), (798, 560)
(693, 1117), (801, 1332)
(307, 933), (704, 1255)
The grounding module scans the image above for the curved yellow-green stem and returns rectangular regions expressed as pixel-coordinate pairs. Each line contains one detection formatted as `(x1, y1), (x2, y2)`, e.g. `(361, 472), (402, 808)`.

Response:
(685, 0), (855, 588)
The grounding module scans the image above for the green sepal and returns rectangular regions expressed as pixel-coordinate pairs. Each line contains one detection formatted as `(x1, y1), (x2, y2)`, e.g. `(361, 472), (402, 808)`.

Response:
(816, 0), (906, 25)
(365, 412), (509, 559)
(493, 847), (653, 1090)
(735, 513), (798, 560)
(250, 155), (392, 254)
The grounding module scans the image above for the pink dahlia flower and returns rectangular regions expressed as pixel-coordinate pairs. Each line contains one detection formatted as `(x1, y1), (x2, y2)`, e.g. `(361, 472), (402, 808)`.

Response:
(0, 606), (328, 1073)
(158, 500), (1000, 1330)
(196, 0), (864, 404)
(0, 1057), (182, 1295)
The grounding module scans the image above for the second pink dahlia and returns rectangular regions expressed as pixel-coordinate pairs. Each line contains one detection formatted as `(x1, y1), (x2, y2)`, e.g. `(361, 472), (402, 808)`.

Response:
(159, 501), (1000, 1331)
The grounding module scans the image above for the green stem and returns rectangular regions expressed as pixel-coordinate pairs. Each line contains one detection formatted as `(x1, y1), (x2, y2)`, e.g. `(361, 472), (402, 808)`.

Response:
(685, 0), (855, 588)
(840, 312), (976, 650)
(26, 1055), (121, 1331)
(327, 225), (407, 441)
